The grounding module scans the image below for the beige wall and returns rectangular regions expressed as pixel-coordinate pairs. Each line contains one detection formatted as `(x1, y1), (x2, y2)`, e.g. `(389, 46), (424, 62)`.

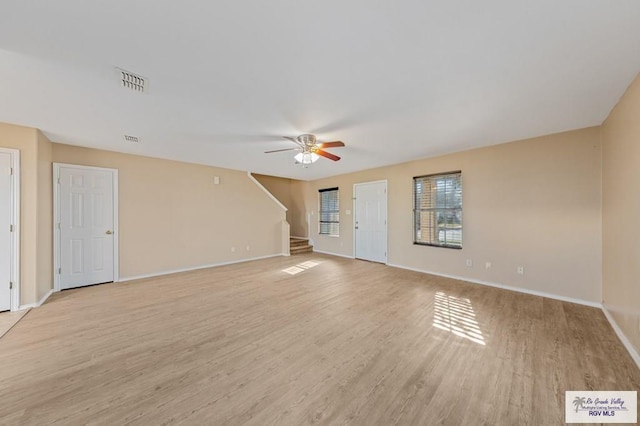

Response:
(53, 144), (286, 279)
(253, 174), (294, 225)
(0, 123), (53, 306)
(36, 130), (53, 302)
(290, 179), (310, 238)
(602, 73), (640, 354)
(297, 127), (603, 303)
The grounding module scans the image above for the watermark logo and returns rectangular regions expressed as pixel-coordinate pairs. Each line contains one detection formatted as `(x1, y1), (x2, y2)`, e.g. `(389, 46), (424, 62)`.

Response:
(566, 391), (637, 423)
(572, 396), (586, 413)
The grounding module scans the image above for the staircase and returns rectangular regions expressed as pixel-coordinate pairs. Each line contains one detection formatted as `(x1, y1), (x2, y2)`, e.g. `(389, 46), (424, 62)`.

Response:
(290, 237), (313, 255)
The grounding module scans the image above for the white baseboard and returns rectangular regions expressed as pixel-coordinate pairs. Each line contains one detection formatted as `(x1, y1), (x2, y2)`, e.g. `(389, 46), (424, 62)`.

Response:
(17, 303), (35, 310)
(384, 263), (602, 309)
(602, 305), (640, 370)
(18, 288), (53, 310)
(37, 289), (53, 306)
(312, 249), (355, 260)
(118, 254), (284, 282)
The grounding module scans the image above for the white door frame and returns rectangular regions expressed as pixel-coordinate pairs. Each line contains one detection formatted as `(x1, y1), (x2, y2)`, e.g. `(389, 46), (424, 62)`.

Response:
(352, 180), (388, 263)
(0, 148), (20, 311)
(53, 163), (119, 292)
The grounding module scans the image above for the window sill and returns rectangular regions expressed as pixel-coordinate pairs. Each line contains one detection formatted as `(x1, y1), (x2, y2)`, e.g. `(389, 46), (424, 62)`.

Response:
(413, 242), (462, 250)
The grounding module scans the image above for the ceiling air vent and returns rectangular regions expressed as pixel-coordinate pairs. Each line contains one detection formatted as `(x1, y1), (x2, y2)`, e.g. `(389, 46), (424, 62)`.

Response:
(118, 68), (146, 93)
(124, 135), (139, 143)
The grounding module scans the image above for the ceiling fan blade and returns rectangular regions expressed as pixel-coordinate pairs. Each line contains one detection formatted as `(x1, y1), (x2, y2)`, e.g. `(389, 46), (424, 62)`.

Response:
(316, 149), (341, 161)
(283, 136), (301, 145)
(318, 141), (345, 149)
(264, 148), (299, 154)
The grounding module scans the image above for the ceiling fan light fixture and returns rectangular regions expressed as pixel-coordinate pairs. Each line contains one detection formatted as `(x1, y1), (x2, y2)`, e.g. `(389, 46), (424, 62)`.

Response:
(294, 152), (319, 165)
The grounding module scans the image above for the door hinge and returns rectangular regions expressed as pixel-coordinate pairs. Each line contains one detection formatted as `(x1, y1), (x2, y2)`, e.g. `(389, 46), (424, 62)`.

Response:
(58, 268), (61, 274)
(9, 224), (13, 232)
(9, 282), (13, 289)
(58, 222), (61, 230)
(9, 167), (13, 176)
(57, 177), (61, 184)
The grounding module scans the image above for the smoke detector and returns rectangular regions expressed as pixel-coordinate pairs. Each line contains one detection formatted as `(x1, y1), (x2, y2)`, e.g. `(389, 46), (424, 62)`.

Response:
(117, 68), (146, 93)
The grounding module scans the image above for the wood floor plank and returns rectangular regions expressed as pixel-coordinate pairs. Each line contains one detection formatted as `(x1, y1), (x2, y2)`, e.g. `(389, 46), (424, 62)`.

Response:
(0, 309), (30, 339)
(0, 254), (638, 425)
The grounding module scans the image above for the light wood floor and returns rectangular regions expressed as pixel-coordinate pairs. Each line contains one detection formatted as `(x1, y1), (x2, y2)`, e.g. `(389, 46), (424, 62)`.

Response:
(0, 309), (29, 339)
(0, 254), (638, 425)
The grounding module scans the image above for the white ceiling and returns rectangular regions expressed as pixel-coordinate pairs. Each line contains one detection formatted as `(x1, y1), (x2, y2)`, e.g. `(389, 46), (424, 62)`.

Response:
(1, 1), (639, 180)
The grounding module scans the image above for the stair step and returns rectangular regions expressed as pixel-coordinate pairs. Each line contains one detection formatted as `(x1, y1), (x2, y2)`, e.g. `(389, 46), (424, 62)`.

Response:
(289, 238), (309, 248)
(290, 244), (313, 254)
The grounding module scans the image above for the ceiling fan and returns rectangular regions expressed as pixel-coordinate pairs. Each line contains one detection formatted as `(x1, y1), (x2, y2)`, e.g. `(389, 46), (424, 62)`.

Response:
(265, 134), (345, 165)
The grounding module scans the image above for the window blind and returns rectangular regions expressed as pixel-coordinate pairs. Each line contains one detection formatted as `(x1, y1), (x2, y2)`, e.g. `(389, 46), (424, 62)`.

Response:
(413, 171), (462, 248)
(319, 187), (339, 236)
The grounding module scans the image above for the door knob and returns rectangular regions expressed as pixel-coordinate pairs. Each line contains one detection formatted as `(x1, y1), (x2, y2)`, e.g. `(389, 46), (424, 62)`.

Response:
(106, 230), (113, 235)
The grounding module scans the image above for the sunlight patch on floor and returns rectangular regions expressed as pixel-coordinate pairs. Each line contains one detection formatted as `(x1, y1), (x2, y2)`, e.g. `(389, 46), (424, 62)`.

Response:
(282, 260), (321, 275)
(433, 291), (485, 345)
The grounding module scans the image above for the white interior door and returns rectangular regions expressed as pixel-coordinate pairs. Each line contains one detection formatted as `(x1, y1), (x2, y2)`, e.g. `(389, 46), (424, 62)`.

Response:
(58, 165), (116, 290)
(354, 181), (387, 263)
(0, 153), (12, 310)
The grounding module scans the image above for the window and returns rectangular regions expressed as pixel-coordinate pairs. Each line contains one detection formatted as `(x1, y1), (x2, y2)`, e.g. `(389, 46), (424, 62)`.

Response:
(319, 187), (339, 236)
(413, 171), (462, 248)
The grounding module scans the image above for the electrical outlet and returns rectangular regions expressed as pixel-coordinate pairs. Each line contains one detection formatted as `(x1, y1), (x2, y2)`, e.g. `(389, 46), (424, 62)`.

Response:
(517, 266), (525, 275)
(466, 259), (473, 267)
(246, 245), (250, 251)
(485, 262), (491, 269)
(231, 247), (236, 252)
